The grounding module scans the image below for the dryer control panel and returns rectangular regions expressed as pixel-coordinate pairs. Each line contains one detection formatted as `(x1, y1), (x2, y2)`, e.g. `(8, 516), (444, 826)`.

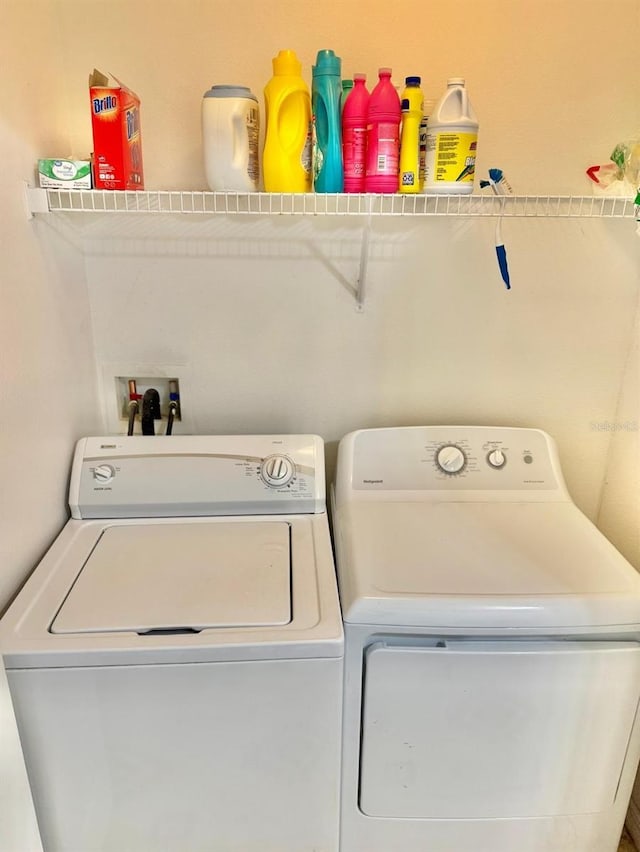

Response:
(336, 426), (570, 501)
(70, 435), (325, 518)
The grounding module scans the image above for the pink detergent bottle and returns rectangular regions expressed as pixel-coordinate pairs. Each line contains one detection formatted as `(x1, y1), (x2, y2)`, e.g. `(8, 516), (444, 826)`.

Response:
(365, 68), (401, 193)
(342, 73), (369, 193)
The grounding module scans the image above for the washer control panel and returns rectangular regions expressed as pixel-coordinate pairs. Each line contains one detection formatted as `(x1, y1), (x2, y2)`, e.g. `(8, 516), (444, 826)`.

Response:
(349, 426), (562, 493)
(72, 435), (325, 519)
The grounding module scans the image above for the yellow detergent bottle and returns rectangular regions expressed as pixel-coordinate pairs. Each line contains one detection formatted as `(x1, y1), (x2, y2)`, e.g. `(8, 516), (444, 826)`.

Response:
(399, 76), (424, 194)
(263, 49), (312, 192)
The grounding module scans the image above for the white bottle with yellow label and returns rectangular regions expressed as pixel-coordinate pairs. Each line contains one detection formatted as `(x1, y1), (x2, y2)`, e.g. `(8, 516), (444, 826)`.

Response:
(424, 78), (478, 194)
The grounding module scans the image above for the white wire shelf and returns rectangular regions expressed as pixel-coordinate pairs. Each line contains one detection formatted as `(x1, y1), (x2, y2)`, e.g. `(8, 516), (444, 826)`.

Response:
(24, 185), (638, 311)
(30, 188), (639, 219)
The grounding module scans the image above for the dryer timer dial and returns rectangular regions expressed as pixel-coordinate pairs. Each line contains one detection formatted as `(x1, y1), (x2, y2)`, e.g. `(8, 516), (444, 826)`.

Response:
(260, 455), (295, 488)
(436, 445), (466, 474)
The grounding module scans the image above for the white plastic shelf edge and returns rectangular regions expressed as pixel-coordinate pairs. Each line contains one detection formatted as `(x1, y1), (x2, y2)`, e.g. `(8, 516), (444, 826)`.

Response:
(29, 188), (639, 219)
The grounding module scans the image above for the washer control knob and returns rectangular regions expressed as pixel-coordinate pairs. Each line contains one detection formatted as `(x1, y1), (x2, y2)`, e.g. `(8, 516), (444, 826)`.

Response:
(436, 445), (466, 474)
(487, 449), (507, 469)
(261, 455), (295, 488)
(93, 464), (115, 484)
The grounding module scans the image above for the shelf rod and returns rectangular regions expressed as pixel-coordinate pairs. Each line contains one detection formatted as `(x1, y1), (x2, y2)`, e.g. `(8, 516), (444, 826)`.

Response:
(356, 198), (373, 311)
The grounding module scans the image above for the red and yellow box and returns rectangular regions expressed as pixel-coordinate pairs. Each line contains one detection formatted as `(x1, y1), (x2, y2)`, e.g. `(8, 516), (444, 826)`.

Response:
(89, 69), (144, 190)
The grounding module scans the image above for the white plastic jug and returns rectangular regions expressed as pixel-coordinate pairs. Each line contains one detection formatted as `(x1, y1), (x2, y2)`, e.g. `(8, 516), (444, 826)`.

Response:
(202, 85), (259, 191)
(424, 78), (478, 195)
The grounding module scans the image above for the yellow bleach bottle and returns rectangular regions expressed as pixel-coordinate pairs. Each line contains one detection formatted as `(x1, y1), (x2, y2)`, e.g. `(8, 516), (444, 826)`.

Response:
(425, 77), (478, 194)
(263, 49), (312, 192)
(399, 76), (423, 194)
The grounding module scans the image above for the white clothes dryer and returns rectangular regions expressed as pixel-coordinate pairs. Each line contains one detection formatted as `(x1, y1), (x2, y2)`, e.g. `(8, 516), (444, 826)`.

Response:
(1, 435), (343, 852)
(332, 425), (640, 852)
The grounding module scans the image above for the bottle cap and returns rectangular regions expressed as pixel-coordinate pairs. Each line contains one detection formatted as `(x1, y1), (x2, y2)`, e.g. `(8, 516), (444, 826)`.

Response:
(447, 76), (465, 86)
(313, 49), (341, 76)
(272, 49), (302, 76)
(354, 73), (367, 82)
(378, 67), (392, 77)
(203, 85), (257, 102)
(405, 76), (421, 86)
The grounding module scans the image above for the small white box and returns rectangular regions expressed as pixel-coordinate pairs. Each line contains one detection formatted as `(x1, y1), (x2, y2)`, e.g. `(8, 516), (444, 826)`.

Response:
(37, 159), (92, 189)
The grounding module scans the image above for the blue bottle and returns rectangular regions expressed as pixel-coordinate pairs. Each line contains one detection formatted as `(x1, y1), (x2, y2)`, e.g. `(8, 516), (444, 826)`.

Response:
(312, 49), (344, 192)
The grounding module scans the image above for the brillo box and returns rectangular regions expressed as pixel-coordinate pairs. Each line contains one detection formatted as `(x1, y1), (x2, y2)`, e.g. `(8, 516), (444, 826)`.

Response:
(89, 69), (144, 190)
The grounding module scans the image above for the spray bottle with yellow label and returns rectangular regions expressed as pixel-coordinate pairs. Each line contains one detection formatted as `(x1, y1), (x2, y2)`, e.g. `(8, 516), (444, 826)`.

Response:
(425, 77), (478, 195)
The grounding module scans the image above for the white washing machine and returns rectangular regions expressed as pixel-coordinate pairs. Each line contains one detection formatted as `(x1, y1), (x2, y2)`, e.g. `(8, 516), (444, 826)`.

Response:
(1, 435), (343, 852)
(332, 425), (640, 852)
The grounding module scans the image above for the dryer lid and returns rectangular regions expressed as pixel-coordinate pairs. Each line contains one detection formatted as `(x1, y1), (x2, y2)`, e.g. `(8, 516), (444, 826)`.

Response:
(51, 521), (291, 634)
(335, 501), (640, 630)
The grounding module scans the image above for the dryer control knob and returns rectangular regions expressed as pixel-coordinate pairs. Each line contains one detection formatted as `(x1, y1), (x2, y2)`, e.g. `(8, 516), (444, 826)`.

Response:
(436, 445), (466, 474)
(93, 464), (115, 483)
(487, 449), (506, 469)
(260, 455), (295, 488)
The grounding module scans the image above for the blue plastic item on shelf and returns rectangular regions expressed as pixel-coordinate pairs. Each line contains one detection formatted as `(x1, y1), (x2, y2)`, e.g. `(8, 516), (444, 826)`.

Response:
(312, 49), (344, 193)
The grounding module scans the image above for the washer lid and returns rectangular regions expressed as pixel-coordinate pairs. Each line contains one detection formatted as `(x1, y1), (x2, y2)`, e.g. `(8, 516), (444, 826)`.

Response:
(51, 522), (291, 634)
(334, 502), (640, 629)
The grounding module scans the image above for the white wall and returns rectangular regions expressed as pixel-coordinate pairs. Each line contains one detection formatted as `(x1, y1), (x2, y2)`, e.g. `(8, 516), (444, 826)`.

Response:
(0, 2), (99, 611)
(598, 294), (640, 568)
(0, 658), (42, 852)
(84, 214), (638, 521)
(0, 0), (638, 846)
(37, 0), (638, 562)
(0, 5), (101, 849)
(1, 0), (638, 570)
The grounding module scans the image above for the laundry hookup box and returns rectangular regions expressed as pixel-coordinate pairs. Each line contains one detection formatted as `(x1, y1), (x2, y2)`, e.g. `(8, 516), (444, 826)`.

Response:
(89, 69), (144, 190)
